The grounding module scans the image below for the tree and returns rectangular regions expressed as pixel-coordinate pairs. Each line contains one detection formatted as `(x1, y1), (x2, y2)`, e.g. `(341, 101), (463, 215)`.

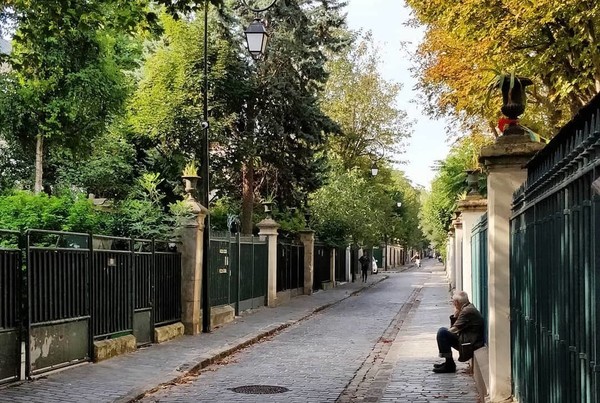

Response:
(419, 133), (492, 253)
(234, 0), (349, 233)
(310, 157), (426, 250)
(130, 1), (349, 234)
(406, 0), (600, 135)
(0, 0), (149, 193)
(322, 32), (411, 169)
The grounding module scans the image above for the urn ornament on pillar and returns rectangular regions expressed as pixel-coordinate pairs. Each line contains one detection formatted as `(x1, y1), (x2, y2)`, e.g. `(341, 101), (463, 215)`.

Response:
(465, 170), (481, 196)
(500, 76), (532, 120)
(262, 200), (274, 219)
(487, 72), (533, 136)
(182, 161), (200, 200)
(304, 207), (312, 229)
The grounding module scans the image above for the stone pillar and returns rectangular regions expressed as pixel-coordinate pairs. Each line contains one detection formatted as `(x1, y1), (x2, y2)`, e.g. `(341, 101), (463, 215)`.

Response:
(180, 197), (208, 335)
(330, 248), (336, 287)
(452, 214), (463, 291)
(299, 230), (315, 295)
(345, 246), (351, 281)
(257, 218), (280, 308)
(480, 135), (544, 402)
(457, 196), (487, 299)
(446, 228), (455, 289)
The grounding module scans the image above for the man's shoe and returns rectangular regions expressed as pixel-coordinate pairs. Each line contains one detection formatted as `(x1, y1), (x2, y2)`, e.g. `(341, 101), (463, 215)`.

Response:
(433, 362), (446, 369)
(432, 362), (456, 373)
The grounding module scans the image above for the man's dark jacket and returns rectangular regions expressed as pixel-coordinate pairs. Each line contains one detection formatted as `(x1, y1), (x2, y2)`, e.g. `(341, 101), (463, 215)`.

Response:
(449, 302), (484, 360)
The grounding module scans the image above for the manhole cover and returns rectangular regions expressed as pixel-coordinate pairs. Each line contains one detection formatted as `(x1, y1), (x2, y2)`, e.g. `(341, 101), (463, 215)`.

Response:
(229, 385), (289, 394)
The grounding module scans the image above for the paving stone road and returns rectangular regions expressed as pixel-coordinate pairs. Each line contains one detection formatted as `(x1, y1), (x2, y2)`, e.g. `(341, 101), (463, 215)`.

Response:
(0, 260), (479, 403)
(140, 261), (479, 403)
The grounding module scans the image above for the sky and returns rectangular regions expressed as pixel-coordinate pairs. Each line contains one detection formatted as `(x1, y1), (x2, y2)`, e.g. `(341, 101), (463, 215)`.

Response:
(345, 0), (451, 189)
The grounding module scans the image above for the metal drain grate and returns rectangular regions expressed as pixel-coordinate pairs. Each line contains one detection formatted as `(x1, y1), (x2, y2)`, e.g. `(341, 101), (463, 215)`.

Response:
(229, 385), (290, 394)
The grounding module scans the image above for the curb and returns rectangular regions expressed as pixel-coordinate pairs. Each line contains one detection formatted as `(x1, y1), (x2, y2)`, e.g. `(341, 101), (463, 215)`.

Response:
(123, 276), (388, 402)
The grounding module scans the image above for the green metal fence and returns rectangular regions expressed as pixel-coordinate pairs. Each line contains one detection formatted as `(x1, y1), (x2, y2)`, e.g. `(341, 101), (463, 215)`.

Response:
(471, 213), (488, 343)
(209, 232), (268, 313)
(510, 92), (600, 403)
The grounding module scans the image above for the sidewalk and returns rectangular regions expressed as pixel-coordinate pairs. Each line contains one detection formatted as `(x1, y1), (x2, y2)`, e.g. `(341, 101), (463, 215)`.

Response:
(0, 275), (386, 403)
(381, 262), (480, 402)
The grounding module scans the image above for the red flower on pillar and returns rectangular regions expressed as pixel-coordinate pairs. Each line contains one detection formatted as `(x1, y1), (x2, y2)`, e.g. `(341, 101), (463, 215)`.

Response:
(498, 117), (518, 133)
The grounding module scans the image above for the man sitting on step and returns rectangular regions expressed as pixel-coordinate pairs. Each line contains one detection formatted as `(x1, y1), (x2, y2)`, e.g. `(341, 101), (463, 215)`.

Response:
(433, 290), (484, 373)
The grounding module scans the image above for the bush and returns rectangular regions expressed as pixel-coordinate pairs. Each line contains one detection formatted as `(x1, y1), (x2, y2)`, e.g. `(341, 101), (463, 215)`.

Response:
(0, 191), (102, 232)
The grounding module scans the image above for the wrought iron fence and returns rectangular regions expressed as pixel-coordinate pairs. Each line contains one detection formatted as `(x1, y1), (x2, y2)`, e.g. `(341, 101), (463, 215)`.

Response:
(91, 236), (134, 340)
(0, 230), (22, 384)
(154, 241), (181, 327)
(470, 213), (488, 343)
(510, 92), (600, 403)
(277, 238), (304, 292)
(0, 229), (182, 380)
(335, 246), (347, 282)
(209, 232), (268, 311)
(314, 241), (331, 290)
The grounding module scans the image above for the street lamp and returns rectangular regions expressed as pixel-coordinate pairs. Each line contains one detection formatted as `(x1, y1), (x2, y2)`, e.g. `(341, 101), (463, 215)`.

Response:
(201, 0), (278, 333)
(242, 0), (277, 59)
(371, 161), (379, 177)
(245, 18), (269, 59)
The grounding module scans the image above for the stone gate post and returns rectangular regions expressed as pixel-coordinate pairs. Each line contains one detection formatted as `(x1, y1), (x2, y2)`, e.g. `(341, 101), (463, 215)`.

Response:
(299, 230), (315, 295)
(330, 248), (336, 287)
(480, 134), (543, 401)
(446, 228), (455, 289)
(257, 218), (280, 308)
(180, 191), (209, 335)
(452, 213), (463, 291)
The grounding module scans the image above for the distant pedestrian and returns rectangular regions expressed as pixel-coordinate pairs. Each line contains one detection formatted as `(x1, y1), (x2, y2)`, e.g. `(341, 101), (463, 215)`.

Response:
(432, 291), (484, 373)
(359, 252), (370, 283)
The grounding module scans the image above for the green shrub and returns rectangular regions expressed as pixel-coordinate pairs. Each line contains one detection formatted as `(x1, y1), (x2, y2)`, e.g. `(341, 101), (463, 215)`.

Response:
(0, 191), (102, 232)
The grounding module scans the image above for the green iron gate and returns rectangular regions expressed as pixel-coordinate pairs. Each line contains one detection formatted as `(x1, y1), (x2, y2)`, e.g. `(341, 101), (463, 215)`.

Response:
(26, 230), (92, 376)
(209, 233), (232, 308)
(0, 231), (22, 384)
(209, 232), (268, 312)
(471, 213), (488, 343)
(313, 241), (331, 290)
(372, 247), (383, 270)
(510, 92), (600, 403)
(335, 246), (347, 282)
(238, 235), (268, 312)
(277, 238), (304, 292)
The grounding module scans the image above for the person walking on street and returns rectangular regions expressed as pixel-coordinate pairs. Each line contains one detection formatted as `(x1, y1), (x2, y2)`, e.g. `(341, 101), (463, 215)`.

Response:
(411, 253), (421, 268)
(433, 290), (484, 373)
(359, 252), (370, 283)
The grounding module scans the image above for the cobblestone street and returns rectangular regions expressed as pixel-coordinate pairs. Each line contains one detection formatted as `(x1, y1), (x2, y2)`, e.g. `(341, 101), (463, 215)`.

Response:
(140, 260), (478, 403)
(0, 260), (479, 403)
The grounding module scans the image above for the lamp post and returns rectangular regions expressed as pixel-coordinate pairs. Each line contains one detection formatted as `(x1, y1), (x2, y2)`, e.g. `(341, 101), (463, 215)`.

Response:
(201, 0), (277, 333)
(371, 161), (379, 177)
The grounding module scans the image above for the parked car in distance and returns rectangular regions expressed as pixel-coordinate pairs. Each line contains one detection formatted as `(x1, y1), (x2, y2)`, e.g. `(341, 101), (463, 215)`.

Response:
(372, 257), (378, 274)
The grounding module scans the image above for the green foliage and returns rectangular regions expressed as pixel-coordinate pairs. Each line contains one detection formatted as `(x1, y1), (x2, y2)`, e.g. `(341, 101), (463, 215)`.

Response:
(419, 134), (493, 251)
(310, 158), (425, 248)
(182, 161), (198, 176)
(272, 208), (305, 235)
(322, 32), (411, 168)
(406, 0), (600, 134)
(52, 127), (137, 199)
(0, 0), (149, 190)
(0, 191), (102, 232)
(109, 198), (168, 238)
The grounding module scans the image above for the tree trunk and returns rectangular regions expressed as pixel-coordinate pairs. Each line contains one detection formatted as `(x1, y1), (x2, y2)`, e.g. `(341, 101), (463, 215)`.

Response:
(241, 159), (255, 234)
(34, 133), (44, 194)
